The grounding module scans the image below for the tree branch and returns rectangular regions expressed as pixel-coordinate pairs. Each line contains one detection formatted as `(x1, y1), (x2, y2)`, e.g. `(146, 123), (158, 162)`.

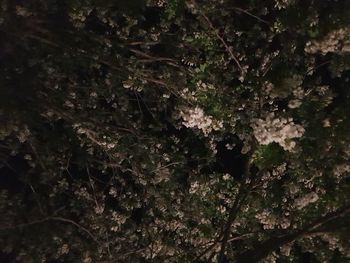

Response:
(189, 0), (244, 73)
(0, 216), (98, 243)
(235, 204), (350, 262)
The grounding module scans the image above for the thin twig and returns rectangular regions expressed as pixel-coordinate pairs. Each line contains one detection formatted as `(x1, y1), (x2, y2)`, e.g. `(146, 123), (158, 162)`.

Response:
(127, 41), (160, 46)
(28, 183), (45, 215)
(25, 34), (127, 75)
(96, 248), (148, 263)
(150, 162), (183, 173)
(232, 7), (270, 25)
(303, 60), (331, 80)
(50, 216), (98, 243)
(0, 216), (98, 243)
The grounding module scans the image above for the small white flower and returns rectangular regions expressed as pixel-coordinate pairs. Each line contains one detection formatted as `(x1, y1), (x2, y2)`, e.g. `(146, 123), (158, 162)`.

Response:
(288, 99), (302, 109)
(222, 174), (231, 181)
(294, 192), (319, 210)
(225, 143), (234, 150)
(323, 118), (331, 127)
(189, 181), (200, 194)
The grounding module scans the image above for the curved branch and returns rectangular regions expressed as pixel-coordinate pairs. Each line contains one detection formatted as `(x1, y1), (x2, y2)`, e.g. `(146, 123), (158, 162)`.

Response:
(0, 216), (98, 243)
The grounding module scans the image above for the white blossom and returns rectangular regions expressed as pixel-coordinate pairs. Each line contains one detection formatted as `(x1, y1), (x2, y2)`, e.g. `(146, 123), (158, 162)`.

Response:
(333, 164), (350, 178)
(288, 99), (302, 109)
(179, 106), (223, 136)
(256, 210), (290, 229)
(305, 27), (350, 54)
(293, 192), (319, 210)
(252, 113), (305, 151)
(189, 181), (200, 194)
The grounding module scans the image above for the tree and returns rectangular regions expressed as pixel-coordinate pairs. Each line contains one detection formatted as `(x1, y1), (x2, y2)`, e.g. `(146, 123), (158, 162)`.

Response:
(1, 0), (350, 262)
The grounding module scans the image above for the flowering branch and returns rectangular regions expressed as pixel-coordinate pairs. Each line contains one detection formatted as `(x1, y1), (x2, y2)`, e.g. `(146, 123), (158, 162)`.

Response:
(189, 0), (244, 74)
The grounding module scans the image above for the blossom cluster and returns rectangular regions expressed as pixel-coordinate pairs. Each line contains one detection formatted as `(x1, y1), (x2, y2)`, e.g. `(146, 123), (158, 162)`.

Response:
(333, 163), (350, 178)
(252, 113), (305, 151)
(255, 210), (291, 229)
(274, 0), (294, 10)
(293, 192), (319, 210)
(179, 106), (223, 136)
(305, 28), (350, 54)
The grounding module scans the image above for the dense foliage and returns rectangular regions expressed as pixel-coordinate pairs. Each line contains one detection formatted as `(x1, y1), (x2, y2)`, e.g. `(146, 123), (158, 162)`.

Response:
(1, 0), (350, 262)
